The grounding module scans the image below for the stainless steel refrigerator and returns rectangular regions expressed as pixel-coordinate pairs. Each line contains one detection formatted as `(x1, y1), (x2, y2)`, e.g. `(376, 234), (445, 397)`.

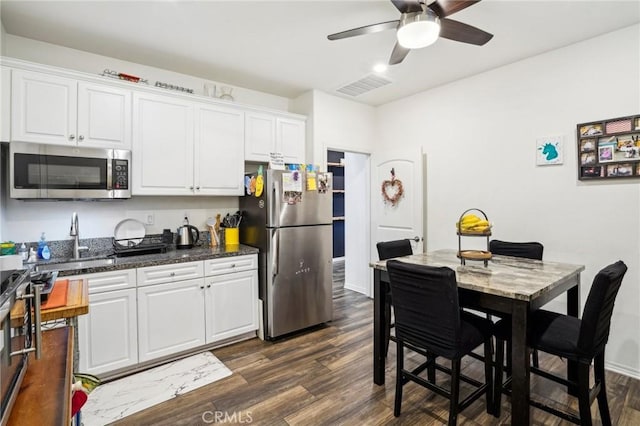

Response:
(239, 169), (333, 339)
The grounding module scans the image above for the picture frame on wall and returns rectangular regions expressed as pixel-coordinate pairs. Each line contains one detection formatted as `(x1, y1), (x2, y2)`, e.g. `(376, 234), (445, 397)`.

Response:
(536, 135), (564, 166)
(598, 145), (614, 162)
(580, 139), (595, 152)
(581, 152), (597, 165)
(579, 123), (603, 136)
(607, 163), (634, 177)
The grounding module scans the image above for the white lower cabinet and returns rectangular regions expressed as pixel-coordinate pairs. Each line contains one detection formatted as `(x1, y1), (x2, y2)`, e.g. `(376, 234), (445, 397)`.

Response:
(137, 278), (207, 362)
(77, 269), (138, 375)
(205, 269), (258, 342)
(78, 255), (258, 374)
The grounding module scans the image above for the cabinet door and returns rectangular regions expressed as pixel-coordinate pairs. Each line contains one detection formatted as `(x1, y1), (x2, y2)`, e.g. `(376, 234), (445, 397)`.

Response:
(194, 103), (244, 195)
(77, 82), (132, 149)
(132, 92), (194, 195)
(1, 67), (10, 141)
(11, 69), (77, 145)
(277, 117), (306, 164)
(244, 112), (275, 162)
(78, 288), (138, 375)
(204, 270), (258, 343)
(137, 278), (206, 362)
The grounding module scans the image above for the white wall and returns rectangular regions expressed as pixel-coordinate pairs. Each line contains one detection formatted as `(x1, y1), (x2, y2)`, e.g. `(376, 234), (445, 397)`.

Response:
(307, 90), (376, 166)
(376, 24), (640, 378)
(344, 151), (371, 295)
(3, 34), (290, 111)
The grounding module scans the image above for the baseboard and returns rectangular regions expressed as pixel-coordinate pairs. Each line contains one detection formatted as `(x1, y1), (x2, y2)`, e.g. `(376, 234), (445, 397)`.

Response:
(606, 360), (640, 380)
(344, 282), (368, 296)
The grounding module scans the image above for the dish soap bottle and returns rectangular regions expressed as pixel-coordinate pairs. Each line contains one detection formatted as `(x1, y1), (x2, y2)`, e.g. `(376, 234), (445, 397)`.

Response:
(37, 232), (49, 260)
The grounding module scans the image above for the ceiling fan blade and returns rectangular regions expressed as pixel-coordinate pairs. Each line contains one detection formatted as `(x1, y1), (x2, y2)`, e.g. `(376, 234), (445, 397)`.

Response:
(439, 18), (493, 45)
(390, 0), (423, 14)
(429, 0), (481, 18)
(327, 20), (399, 40)
(389, 42), (411, 65)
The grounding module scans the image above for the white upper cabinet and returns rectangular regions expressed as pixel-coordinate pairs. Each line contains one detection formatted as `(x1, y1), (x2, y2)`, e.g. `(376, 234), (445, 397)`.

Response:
(277, 117), (306, 164)
(1, 67), (11, 141)
(11, 69), (131, 149)
(245, 112), (305, 164)
(194, 102), (245, 195)
(132, 92), (245, 196)
(77, 82), (131, 149)
(132, 92), (194, 195)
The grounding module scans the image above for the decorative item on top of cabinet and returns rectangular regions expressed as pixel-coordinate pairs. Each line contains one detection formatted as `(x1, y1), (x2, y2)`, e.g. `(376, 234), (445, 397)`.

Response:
(11, 69), (132, 149)
(456, 208), (492, 267)
(577, 114), (640, 181)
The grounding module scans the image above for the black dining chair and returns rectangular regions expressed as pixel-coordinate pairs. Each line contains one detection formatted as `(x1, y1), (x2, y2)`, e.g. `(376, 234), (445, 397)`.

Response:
(493, 260), (627, 425)
(386, 260), (494, 425)
(376, 239), (413, 358)
(487, 240), (544, 415)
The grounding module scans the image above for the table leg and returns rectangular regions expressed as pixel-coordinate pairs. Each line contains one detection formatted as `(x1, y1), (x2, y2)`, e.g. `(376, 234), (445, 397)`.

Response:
(373, 269), (385, 385)
(510, 301), (531, 426)
(567, 276), (580, 395)
(66, 316), (80, 372)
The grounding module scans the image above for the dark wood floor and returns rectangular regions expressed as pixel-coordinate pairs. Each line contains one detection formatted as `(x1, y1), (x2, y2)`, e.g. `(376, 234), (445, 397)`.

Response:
(114, 260), (640, 425)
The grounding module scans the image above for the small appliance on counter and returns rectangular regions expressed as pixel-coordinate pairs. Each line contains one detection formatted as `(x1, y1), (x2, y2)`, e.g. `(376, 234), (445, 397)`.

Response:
(176, 218), (199, 249)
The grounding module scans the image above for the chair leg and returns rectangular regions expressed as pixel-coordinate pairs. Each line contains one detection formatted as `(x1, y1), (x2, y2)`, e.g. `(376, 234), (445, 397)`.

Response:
(577, 362), (593, 426)
(384, 299), (391, 358)
(594, 352), (612, 426)
(483, 339), (494, 415)
(493, 337), (505, 417)
(449, 359), (461, 426)
(532, 349), (539, 368)
(394, 341), (404, 417)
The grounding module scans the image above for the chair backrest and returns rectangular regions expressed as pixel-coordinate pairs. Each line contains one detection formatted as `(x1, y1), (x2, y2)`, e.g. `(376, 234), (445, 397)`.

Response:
(376, 239), (413, 260)
(386, 260), (462, 359)
(489, 240), (544, 260)
(577, 260), (627, 358)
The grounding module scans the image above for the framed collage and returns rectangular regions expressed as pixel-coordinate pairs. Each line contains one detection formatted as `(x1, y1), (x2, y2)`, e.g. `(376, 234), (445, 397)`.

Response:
(577, 114), (640, 180)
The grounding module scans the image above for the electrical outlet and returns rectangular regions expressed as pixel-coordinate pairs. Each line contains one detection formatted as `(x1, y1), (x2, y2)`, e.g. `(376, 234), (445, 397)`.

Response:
(183, 211), (190, 223)
(146, 213), (155, 225)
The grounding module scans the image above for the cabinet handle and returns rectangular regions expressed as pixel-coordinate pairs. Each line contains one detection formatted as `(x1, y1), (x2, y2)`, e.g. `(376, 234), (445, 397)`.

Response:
(170, 272), (175, 277)
(196, 186), (201, 191)
(78, 135), (85, 141)
(189, 186), (194, 190)
(231, 264), (236, 268)
(69, 134), (75, 141)
(207, 283), (211, 288)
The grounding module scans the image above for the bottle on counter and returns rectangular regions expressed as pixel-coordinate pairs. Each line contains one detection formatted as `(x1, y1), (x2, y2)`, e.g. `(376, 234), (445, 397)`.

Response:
(37, 232), (48, 259)
(18, 243), (28, 261)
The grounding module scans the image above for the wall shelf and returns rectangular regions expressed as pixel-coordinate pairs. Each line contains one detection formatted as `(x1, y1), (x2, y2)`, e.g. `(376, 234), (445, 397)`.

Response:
(327, 162), (344, 167)
(328, 150), (345, 258)
(333, 216), (345, 221)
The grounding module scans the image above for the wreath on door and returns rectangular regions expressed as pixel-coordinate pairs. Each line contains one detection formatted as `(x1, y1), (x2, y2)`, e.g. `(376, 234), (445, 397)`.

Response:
(381, 168), (404, 206)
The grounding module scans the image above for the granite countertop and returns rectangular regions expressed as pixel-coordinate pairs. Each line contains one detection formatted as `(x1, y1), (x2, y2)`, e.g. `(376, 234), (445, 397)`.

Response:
(29, 244), (259, 277)
(371, 248), (585, 302)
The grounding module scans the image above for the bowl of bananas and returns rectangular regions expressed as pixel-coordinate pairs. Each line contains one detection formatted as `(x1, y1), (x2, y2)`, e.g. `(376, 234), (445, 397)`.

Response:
(456, 208), (492, 265)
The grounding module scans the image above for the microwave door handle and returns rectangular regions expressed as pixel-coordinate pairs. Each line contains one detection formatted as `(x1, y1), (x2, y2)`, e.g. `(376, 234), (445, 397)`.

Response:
(107, 158), (113, 190)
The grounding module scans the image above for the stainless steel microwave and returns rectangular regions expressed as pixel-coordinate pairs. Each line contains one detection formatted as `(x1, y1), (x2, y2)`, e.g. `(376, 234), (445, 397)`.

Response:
(9, 142), (131, 199)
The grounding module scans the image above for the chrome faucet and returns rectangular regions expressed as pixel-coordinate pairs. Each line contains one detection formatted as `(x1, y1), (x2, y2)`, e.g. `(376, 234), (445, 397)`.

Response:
(70, 212), (89, 259)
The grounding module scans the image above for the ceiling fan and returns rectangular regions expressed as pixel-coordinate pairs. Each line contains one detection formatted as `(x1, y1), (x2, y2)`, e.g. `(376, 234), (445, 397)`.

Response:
(327, 0), (493, 65)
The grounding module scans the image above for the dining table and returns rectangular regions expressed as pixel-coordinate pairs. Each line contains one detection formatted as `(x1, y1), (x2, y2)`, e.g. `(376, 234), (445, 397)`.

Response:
(370, 249), (585, 426)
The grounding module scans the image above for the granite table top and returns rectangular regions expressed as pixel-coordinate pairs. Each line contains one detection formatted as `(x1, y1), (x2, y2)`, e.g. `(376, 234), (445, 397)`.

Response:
(30, 244), (259, 277)
(370, 249), (585, 302)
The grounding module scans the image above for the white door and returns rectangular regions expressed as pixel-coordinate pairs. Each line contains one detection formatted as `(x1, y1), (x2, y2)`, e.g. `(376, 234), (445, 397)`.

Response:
(204, 270), (258, 343)
(244, 112), (275, 162)
(137, 278), (206, 362)
(132, 92), (194, 195)
(11, 70), (77, 145)
(277, 117), (305, 164)
(77, 82), (132, 149)
(78, 288), (138, 375)
(372, 149), (425, 256)
(194, 103), (245, 195)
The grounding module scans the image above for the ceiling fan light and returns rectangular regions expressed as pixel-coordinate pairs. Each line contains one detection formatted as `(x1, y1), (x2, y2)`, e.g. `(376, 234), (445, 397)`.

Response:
(397, 10), (440, 49)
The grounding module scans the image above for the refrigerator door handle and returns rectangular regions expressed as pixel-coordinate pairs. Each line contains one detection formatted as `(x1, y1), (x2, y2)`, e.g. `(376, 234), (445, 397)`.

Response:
(271, 229), (279, 277)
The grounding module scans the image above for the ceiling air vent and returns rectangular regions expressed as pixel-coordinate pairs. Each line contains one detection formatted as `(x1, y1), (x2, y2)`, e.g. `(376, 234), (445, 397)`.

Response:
(336, 74), (392, 97)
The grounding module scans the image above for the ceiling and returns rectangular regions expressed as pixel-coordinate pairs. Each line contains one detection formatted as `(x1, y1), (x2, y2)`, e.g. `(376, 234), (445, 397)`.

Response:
(1, 1), (639, 106)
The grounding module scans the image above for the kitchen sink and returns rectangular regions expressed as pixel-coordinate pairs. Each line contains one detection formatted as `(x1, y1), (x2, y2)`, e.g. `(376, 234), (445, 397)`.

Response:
(35, 257), (115, 273)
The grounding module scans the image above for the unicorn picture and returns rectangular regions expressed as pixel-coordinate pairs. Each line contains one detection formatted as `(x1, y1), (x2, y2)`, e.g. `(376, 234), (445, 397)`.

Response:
(536, 136), (564, 165)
